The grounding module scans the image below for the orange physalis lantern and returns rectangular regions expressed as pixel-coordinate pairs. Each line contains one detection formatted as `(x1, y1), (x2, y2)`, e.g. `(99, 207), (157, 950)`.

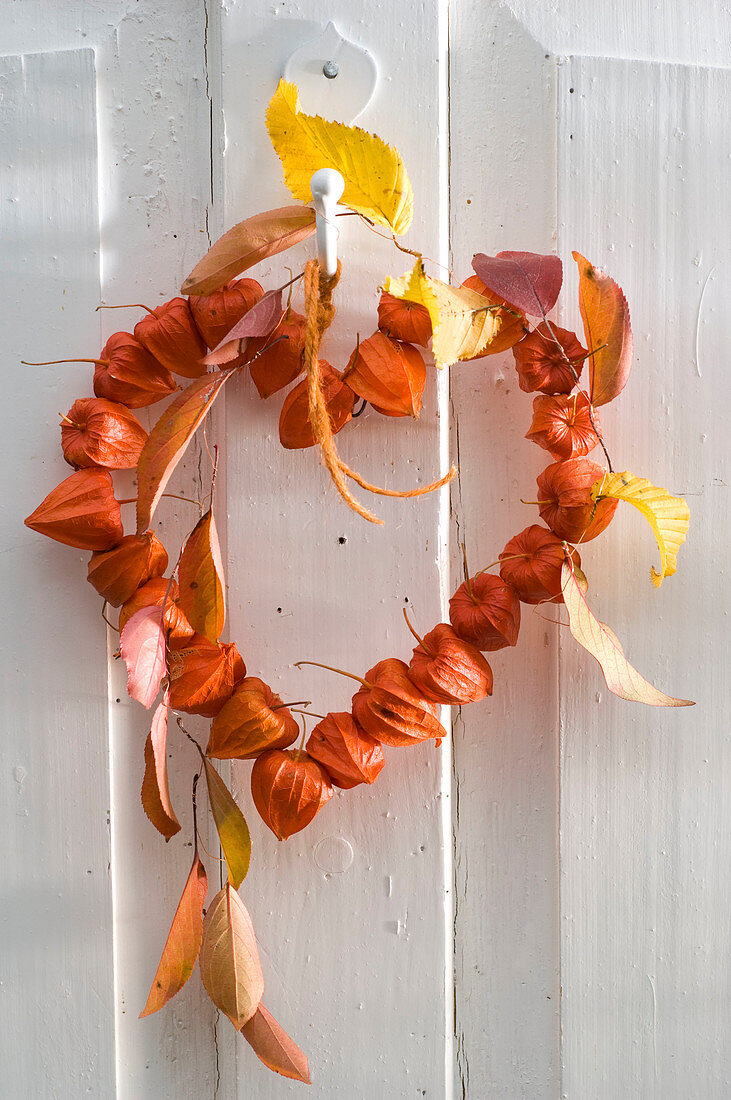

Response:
(92, 332), (178, 408)
(350, 658), (446, 747)
(499, 524), (581, 605)
(449, 573), (521, 651)
(306, 712), (385, 789)
(251, 749), (333, 840)
(246, 310), (307, 398)
(87, 532), (168, 606)
(188, 278), (264, 350)
(134, 298), (207, 379)
(342, 331), (426, 418)
(207, 677), (299, 759)
(278, 361), (355, 449)
(167, 635), (246, 717)
(513, 322), (587, 394)
(61, 398), (147, 470)
(377, 290), (432, 347)
(525, 392), (602, 460)
(536, 457), (617, 543)
(25, 468), (123, 551)
(460, 275), (527, 355)
(406, 622), (493, 705)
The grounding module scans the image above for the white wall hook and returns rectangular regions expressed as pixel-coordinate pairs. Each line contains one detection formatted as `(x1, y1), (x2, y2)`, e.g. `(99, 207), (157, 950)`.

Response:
(283, 20), (377, 124)
(310, 167), (345, 277)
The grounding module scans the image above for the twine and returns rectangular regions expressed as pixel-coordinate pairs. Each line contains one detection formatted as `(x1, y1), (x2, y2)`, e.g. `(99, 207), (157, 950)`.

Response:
(302, 258), (457, 525)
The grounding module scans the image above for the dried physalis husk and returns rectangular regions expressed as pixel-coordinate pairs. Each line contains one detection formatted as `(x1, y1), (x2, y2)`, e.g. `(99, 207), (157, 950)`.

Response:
(351, 658), (446, 747)
(119, 577), (194, 641)
(61, 398), (147, 470)
(250, 749), (333, 841)
(168, 634), (246, 717)
(25, 468), (123, 551)
(499, 524), (581, 605)
(537, 457), (618, 543)
(460, 275), (527, 355)
(449, 573), (521, 651)
(306, 711), (385, 789)
(377, 290), (432, 347)
(513, 322), (587, 394)
(406, 623), (493, 705)
(525, 392), (601, 460)
(188, 278), (264, 350)
(278, 361), (355, 449)
(207, 677), (299, 759)
(134, 298), (207, 378)
(93, 332), (178, 408)
(342, 331), (426, 418)
(246, 310), (306, 398)
(87, 532), (168, 606)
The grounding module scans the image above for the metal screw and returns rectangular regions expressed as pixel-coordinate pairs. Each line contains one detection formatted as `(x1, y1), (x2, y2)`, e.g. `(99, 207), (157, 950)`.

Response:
(322, 59), (339, 79)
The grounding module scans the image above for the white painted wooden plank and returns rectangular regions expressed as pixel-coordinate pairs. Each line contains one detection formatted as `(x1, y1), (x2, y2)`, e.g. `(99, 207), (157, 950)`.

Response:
(0, 49), (116, 1098)
(220, 2), (452, 1094)
(449, 4), (561, 1096)
(558, 57), (731, 1099)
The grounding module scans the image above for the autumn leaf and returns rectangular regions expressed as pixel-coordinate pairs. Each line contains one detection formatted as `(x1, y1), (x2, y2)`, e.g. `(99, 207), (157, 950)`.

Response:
(141, 692), (181, 840)
(120, 605), (166, 709)
(139, 852), (207, 1017)
(136, 370), (234, 533)
(202, 757), (251, 888)
(241, 1004), (311, 1084)
(561, 557), (694, 706)
(383, 258), (501, 369)
(471, 251), (563, 317)
(591, 471), (690, 586)
(573, 252), (633, 406)
(178, 511), (225, 643)
(182, 207), (316, 296)
(203, 288), (285, 368)
(266, 79), (413, 235)
(199, 883), (264, 1029)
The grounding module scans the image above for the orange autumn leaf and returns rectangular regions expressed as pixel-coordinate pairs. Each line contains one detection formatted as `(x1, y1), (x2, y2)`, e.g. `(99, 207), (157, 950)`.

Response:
(136, 369), (234, 533)
(25, 468), (123, 551)
(141, 692), (180, 841)
(561, 556), (694, 706)
(178, 511), (225, 643)
(139, 850), (207, 1017)
(202, 757), (251, 889)
(120, 605), (167, 709)
(182, 207), (316, 296)
(241, 1003), (311, 1084)
(573, 252), (633, 407)
(199, 883), (264, 1029)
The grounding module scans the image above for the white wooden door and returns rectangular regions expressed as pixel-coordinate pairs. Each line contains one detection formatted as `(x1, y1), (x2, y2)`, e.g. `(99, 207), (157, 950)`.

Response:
(1, 2), (727, 1097)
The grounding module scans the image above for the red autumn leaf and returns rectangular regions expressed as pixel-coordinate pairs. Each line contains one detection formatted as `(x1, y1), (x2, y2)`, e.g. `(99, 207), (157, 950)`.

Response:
(537, 457), (618, 543)
(279, 362), (355, 449)
(377, 291), (432, 347)
(188, 278), (264, 349)
(139, 850), (207, 1017)
(135, 370), (234, 533)
(167, 634), (245, 717)
(177, 511), (225, 643)
(25, 468), (123, 551)
(241, 1003), (311, 1084)
(449, 573), (521, 652)
(306, 712), (384, 789)
(202, 757), (251, 889)
(573, 252), (633, 407)
(199, 883), (264, 1029)
(472, 250), (563, 317)
(181, 206), (316, 296)
(350, 658), (446, 747)
(208, 287), (284, 354)
(406, 622), (493, 705)
(141, 692), (180, 840)
(499, 524), (581, 605)
(118, 576), (194, 642)
(460, 275), (527, 355)
(246, 310), (307, 398)
(342, 331), (426, 418)
(92, 331), (178, 408)
(207, 677), (299, 760)
(525, 392), (602, 460)
(61, 398), (148, 470)
(120, 605), (167, 708)
(88, 531), (168, 607)
(251, 750), (333, 841)
(512, 322), (587, 394)
(134, 298), (208, 379)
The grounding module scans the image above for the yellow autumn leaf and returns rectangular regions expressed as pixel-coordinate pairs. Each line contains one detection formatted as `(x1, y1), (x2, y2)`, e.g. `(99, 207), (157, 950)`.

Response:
(384, 258), (501, 369)
(591, 471), (690, 587)
(266, 79), (413, 235)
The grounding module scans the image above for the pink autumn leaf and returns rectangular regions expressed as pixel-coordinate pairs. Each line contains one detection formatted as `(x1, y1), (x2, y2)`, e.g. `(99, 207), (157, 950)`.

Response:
(120, 605), (167, 708)
(204, 288), (284, 365)
(471, 251), (563, 317)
